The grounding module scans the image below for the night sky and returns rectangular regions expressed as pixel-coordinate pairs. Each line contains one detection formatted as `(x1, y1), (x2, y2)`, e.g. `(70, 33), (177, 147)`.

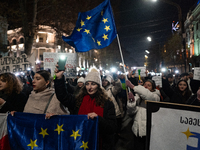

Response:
(111, 0), (198, 67)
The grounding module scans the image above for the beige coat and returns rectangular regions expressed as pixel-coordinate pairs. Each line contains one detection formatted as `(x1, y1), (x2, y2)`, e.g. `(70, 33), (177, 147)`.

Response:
(23, 88), (69, 115)
(105, 79), (122, 117)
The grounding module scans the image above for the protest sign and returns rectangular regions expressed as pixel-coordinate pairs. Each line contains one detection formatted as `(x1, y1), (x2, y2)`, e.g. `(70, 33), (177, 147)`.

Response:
(152, 76), (162, 88)
(146, 101), (200, 150)
(193, 67), (200, 80)
(43, 52), (78, 77)
(0, 54), (31, 73)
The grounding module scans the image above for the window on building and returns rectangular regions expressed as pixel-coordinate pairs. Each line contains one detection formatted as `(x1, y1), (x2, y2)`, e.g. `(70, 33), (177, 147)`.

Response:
(19, 38), (24, 43)
(39, 38), (43, 42)
(40, 55), (43, 61)
(39, 49), (45, 61)
(12, 39), (17, 45)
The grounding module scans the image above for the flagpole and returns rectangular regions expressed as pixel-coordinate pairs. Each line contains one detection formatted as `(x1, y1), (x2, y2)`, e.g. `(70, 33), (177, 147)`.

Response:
(116, 34), (126, 75)
(116, 34), (131, 94)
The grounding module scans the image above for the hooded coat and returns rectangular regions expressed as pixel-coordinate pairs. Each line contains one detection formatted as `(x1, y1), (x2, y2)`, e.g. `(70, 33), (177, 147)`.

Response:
(104, 79), (122, 117)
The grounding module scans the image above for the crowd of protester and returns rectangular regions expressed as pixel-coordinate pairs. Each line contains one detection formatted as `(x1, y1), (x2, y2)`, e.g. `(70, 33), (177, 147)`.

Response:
(1, 66), (200, 150)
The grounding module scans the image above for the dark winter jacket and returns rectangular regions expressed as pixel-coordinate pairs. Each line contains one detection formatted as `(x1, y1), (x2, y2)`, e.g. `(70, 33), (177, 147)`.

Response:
(0, 92), (27, 113)
(162, 78), (191, 104)
(186, 94), (200, 106)
(54, 76), (117, 150)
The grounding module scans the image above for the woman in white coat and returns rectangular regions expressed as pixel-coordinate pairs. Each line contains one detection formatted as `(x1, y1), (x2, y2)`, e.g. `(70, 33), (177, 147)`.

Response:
(126, 79), (160, 150)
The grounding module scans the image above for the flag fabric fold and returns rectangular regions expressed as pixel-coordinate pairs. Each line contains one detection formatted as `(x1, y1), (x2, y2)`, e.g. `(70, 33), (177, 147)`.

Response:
(0, 113), (11, 150)
(7, 112), (98, 150)
(62, 0), (117, 52)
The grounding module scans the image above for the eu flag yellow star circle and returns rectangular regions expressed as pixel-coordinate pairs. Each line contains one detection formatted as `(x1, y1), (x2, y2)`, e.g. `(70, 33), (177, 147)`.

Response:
(27, 139), (38, 150)
(26, 123), (90, 149)
(54, 124), (65, 135)
(39, 128), (49, 138)
(80, 141), (89, 150)
(76, 9), (114, 47)
(70, 129), (81, 140)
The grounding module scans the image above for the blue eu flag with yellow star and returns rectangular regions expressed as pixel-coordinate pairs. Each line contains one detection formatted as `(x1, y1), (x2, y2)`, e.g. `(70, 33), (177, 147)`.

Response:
(62, 0), (117, 52)
(7, 113), (98, 150)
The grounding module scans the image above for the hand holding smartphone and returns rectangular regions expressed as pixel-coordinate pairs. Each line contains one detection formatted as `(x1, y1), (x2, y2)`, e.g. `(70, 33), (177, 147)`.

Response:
(58, 55), (67, 71)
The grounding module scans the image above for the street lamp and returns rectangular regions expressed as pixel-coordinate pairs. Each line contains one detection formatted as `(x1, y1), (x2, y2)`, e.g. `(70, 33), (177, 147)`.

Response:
(147, 36), (152, 42)
(161, 67), (166, 72)
(145, 50), (150, 54)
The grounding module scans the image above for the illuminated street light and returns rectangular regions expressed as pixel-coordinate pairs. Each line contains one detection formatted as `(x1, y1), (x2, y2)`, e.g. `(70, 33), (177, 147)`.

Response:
(152, 0), (157, 2)
(145, 50), (150, 54)
(175, 70), (179, 74)
(147, 37), (152, 42)
(145, 55), (148, 58)
(161, 68), (166, 72)
(111, 67), (117, 73)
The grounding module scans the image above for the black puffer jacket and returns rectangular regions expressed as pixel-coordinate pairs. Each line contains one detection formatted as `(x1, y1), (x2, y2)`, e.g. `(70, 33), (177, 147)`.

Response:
(54, 76), (117, 150)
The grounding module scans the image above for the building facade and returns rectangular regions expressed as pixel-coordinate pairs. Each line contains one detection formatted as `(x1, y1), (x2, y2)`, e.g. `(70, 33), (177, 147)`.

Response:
(6, 25), (96, 73)
(185, 2), (200, 67)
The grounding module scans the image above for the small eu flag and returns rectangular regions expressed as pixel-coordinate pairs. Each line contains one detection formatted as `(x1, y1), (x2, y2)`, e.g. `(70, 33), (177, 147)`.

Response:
(62, 0), (117, 52)
(7, 113), (98, 150)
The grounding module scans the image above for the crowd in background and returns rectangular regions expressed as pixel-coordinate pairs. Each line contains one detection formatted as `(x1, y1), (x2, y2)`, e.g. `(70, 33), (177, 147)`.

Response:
(0, 67), (200, 150)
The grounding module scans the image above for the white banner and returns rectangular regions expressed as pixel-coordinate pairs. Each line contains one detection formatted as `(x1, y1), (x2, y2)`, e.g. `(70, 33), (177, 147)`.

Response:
(193, 67), (200, 81)
(43, 52), (78, 78)
(150, 107), (200, 150)
(0, 54), (31, 73)
(152, 76), (162, 88)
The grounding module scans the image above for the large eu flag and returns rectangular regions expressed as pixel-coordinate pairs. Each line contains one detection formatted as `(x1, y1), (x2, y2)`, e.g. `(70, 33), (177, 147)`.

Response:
(62, 0), (117, 52)
(7, 113), (98, 150)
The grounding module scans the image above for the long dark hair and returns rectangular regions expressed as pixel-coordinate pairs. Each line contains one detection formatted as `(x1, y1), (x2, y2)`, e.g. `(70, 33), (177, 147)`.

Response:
(175, 80), (191, 102)
(75, 85), (110, 108)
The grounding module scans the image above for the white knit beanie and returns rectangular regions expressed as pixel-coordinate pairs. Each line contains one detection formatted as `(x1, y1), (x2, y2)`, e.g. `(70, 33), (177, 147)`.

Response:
(105, 75), (113, 83)
(85, 68), (101, 86)
(77, 77), (85, 84)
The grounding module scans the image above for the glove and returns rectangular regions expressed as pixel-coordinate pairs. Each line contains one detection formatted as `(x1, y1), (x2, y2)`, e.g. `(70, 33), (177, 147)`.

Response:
(128, 92), (135, 102)
(126, 80), (134, 89)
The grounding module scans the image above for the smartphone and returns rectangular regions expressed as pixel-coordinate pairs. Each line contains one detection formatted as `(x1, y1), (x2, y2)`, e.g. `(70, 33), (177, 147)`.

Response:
(132, 71), (135, 75)
(58, 55), (67, 71)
